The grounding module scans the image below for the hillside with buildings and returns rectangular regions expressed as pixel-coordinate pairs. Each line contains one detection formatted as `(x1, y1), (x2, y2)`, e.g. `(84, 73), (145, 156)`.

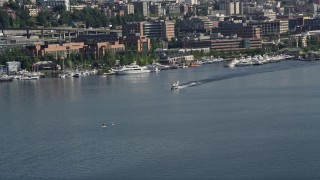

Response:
(1, 0), (320, 73)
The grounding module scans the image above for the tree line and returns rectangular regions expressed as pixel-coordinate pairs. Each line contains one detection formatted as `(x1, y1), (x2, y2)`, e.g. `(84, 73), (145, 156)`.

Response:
(0, 47), (159, 71)
(0, 2), (144, 28)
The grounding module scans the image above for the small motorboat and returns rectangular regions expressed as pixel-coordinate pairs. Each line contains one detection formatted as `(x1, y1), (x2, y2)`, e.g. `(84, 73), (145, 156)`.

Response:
(73, 73), (81, 78)
(171, 81), (180, 90)
(102, 124), (107, 128)
(100, 73), (107, 77)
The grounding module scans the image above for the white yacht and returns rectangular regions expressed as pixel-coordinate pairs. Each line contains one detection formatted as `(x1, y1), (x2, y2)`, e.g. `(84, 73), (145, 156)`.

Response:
(20, 75), (39, 80)
(116, 63), (150, 75)
(154, 63), (170, 70)
(0, 75), (13, 82)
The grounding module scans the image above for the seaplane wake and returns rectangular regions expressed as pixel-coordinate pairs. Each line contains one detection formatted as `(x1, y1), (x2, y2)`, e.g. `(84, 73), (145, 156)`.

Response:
(171, 81), (202, 90)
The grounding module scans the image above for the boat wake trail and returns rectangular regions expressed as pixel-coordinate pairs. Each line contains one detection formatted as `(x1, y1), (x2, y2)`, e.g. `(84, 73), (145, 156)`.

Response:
(176, 81), (202, 89)
(181, 61), (320, 88)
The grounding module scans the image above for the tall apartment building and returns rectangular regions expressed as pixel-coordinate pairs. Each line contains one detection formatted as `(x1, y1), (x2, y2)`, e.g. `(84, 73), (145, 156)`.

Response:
(247, 20), (289, 37)
(143, 21), (163, 39)
(133, 1), (149, 16)
(149, 3), (162, 16)
(220, 0), (243, 16)
(162, 21), (175, 41)
(122, 22), (144, 36)
(185, 0), (197, 5)
(166, 3), (181, 15)
(176, 16), (213, 33)
(212, 23), (261, 38)
(125, 3), (134, 15)
(41, 0), (70, 11)
(180, 4), (189, 15)
(123, 20), (175, 41)
(0, 0), (8, 6)
(304, 18), (320, 27)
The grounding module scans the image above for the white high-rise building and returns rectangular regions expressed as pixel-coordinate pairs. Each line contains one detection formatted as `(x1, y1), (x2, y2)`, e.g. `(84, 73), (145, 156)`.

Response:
(41, 0), (70, 11)
(220, 0), (242, 16)
(0, 0), (9, 6)
(185, 0), (197, 5)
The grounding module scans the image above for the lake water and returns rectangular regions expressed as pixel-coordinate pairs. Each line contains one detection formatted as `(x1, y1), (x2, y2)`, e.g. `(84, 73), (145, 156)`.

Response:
(1, 60), (320, 180)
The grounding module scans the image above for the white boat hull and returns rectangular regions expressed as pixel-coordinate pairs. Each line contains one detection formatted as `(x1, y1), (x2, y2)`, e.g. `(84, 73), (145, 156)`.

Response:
(117, 70), (151, 75)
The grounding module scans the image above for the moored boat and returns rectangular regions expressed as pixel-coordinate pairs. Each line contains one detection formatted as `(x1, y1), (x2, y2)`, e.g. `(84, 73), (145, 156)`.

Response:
(0, 75), (13, 82)
(73, 72), (81, 78)
(116, 62), (150, 75)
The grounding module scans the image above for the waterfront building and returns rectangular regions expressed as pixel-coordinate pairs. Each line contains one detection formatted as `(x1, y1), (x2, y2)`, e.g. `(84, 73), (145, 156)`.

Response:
(143, 20), (175, 41)
(212, 23), (261, 38)
(179, 33), (211, 48)
(305, 51), (320, 60)
(35, 42), (85, 59)
(163, 21), (175, 41)
(32, 61), (58, 71)
(95, 41), (125, 60)
(157, 54), (194, 65)
(279, 48), (303, 57)
(176, 16), (213, 33)
(123, 34), (151, 52)
(154, 48), (210, 55)
(32, 41), (125, 60)
(247, 20), (289, 37)
(6, 61), (21, 74)
(288, 33), (308, 48)
(122, 22), (144, 36)
(143, 21), (163, 40)
(123, 20), (175, 41)
(74, 34), (120, 44)
(0, 35), (41, 45)
(207, 37), (262, 51)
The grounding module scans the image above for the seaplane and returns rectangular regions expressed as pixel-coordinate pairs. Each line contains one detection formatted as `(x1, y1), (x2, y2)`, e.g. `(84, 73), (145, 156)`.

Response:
(171, 81), (180, 90)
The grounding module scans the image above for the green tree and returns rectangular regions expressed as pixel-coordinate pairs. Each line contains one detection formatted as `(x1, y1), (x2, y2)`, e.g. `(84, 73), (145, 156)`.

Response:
(36, 11), (53, 26)
(0, 11), (10, 27)
(53, 5), (66, 13)
(298, 37), (303, 47)
(103, 48), (116, 68)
